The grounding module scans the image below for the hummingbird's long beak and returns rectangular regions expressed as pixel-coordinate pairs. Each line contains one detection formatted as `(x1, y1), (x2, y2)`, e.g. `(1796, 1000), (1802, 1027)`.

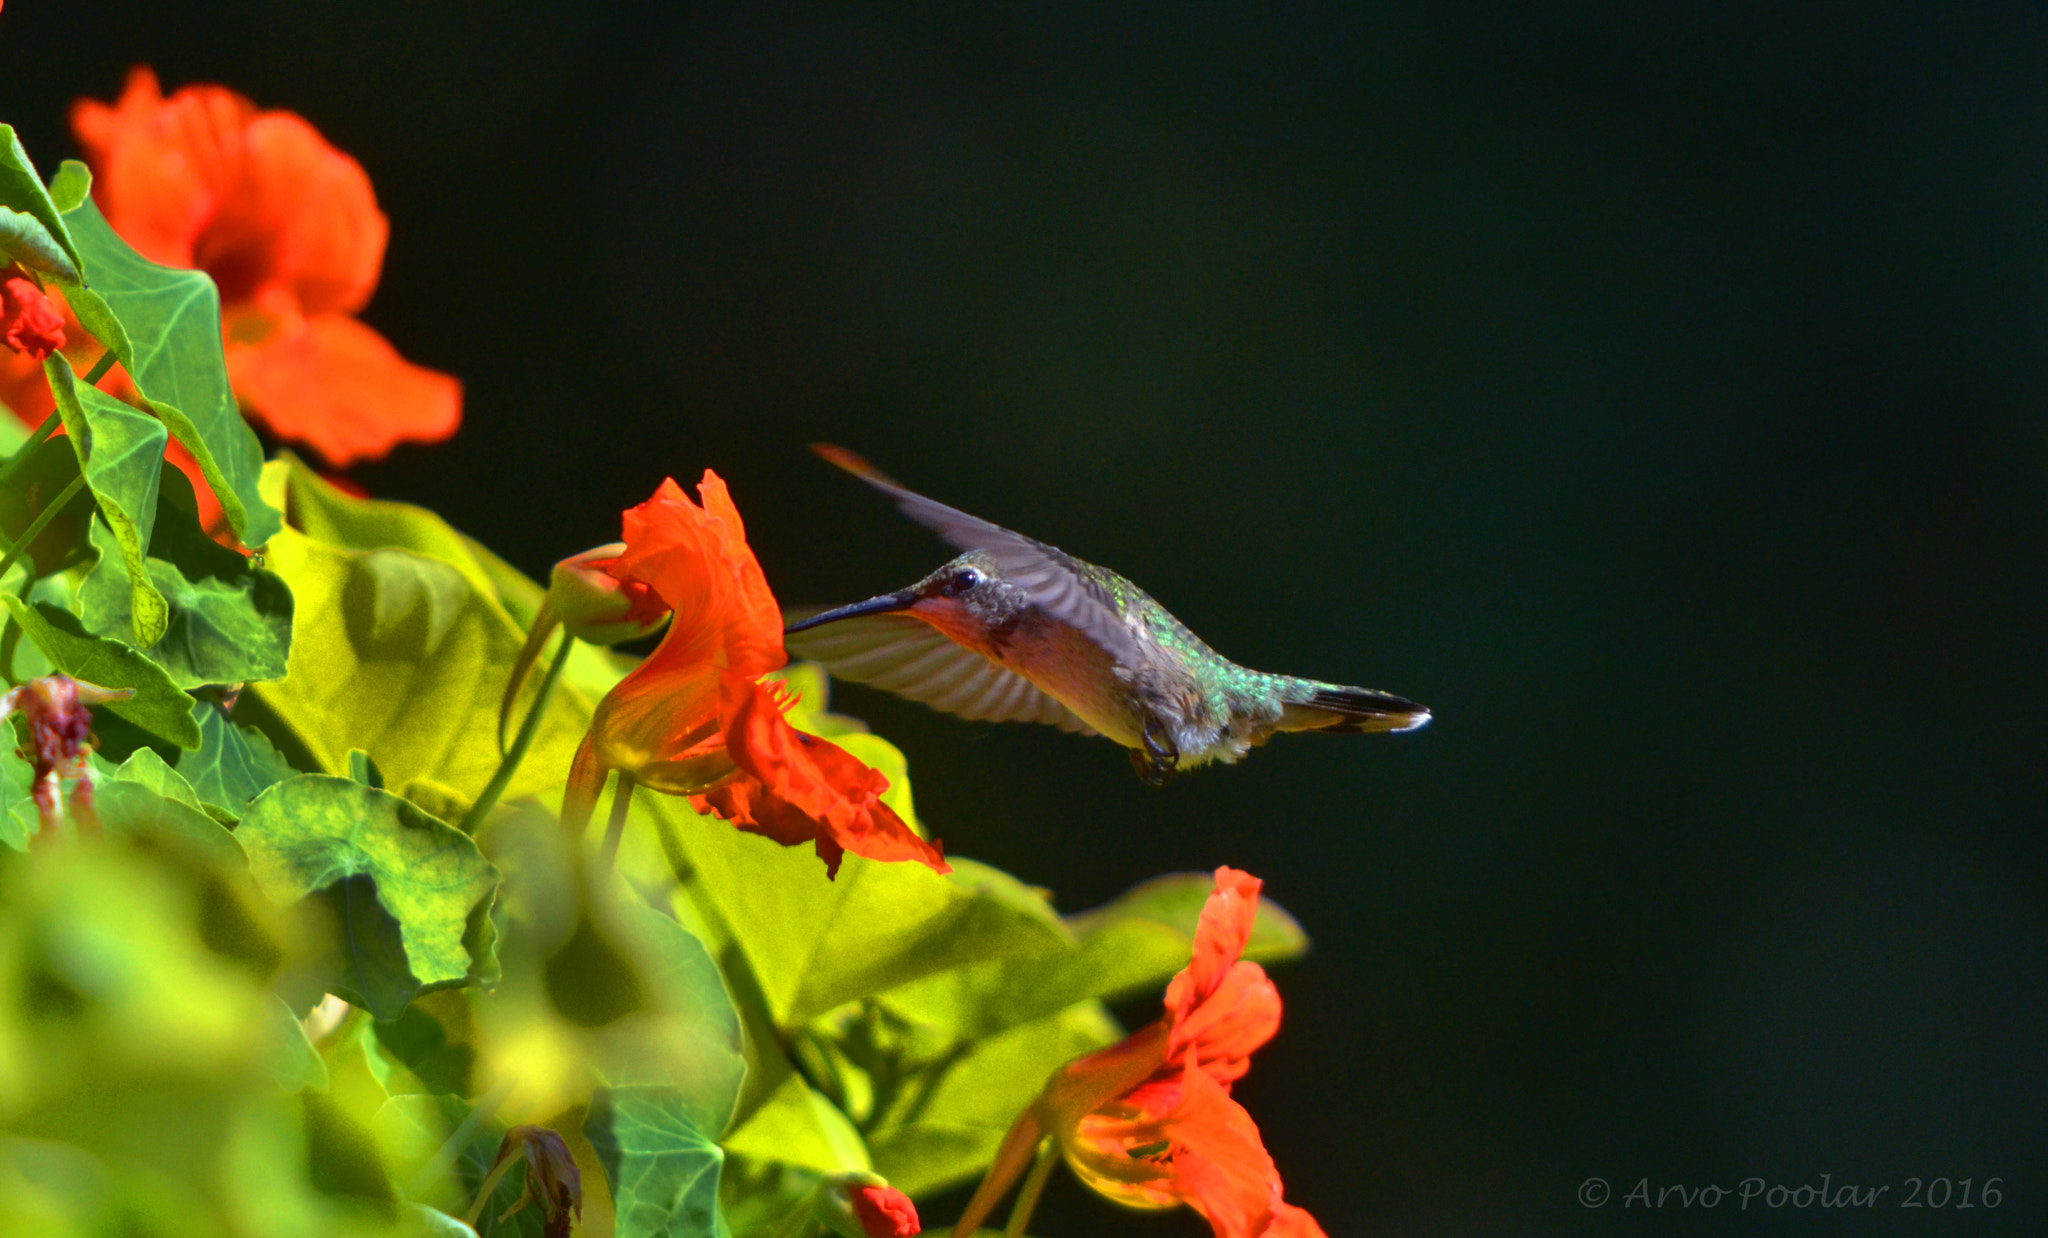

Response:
(784, 588), (923, 634)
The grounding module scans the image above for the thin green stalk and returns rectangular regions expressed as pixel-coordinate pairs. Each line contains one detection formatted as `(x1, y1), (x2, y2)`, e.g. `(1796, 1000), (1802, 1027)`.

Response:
(0, 471), (88, 583)
(0, 615), (19, 686)
(81, 349), (117, 386)
(0, 412), (59, 485)
(415, 1074), (517, 1203)
(458, 633), (574, 834)
(600, 771), (635, 872)
(1004, 1137), (1060, 1238)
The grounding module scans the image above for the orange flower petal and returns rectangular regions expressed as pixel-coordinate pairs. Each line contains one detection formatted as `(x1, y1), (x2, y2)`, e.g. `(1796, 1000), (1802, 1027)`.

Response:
(693, 672), (949, 879)
(1169, 961), (1281, 1086)
(1167, 866), (1262, 1023)
(71, 67), (253, 269)
(198, 111), (386, 314)
(224, 312), (459, 466)
(611, 472), (783, 680)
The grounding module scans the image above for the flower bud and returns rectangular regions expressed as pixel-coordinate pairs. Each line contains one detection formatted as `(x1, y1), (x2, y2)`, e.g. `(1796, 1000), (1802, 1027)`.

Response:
(550, 542), (670, 645)
(0, 674), (133, 832)
(1, 275), (66, 359)
(813, 1172), (921, 1238)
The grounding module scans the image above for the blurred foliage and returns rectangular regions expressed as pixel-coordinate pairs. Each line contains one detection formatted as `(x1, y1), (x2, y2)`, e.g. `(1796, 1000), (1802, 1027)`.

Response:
(0, 108), (1312, 1238)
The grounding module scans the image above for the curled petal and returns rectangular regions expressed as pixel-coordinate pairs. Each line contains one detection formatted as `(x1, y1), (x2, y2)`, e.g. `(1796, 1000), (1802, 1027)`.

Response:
(1166, 867), (1263, 1025)
(691, 672), (948, 879)
(610, 472), (782, 679)
(1168, 960), (1281, 1086)
(224, 311), (460, 466)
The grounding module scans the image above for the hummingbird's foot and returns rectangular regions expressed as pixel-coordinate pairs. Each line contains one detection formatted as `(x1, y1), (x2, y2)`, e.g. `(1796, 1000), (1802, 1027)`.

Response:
(1130, 721), (1179, 786)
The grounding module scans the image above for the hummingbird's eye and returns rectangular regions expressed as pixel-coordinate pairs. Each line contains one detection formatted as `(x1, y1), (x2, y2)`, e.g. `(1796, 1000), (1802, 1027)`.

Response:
(944, 568), (983, 596)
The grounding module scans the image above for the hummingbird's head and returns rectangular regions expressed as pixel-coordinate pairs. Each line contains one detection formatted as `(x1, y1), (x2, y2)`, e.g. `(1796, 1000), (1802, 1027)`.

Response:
(783, 551), (1025, 652)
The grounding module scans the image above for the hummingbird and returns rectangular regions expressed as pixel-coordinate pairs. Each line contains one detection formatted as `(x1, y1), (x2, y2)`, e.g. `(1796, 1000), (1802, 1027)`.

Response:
(784, 445), (1430, 785)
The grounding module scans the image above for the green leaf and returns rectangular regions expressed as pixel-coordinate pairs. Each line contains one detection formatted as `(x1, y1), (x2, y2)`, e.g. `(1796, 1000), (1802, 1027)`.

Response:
(95, 749), (245, 866)
(864, 1001), (1121, 1196)
(78, 464), (293, 687)
(677, 837), (1070, 1030)
(249, 525), (595, 805)
(52, 164), (280, 547)
(370, 1094), (548, 1237)
(265, 994), (332, 1093)
(0, 207), (82, 285)
(1068, 870), (1310, 969)
(275, 456), (502, 599)
(236, 774), (501, 1019)
(590, 897), (749, 1138)
(585, 1086), (731, 1238)
(0, 433), (97, 579)
(0, 746), (37, 851)
(368, 1001), (475, 1098)
(43, 351), (168, 647)
(1, 596), (201, 747)
(178, 702), (299, 821)
(0, 125), (83, 278)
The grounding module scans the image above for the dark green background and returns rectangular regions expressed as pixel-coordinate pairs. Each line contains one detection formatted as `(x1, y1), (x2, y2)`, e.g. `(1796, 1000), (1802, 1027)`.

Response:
(8, 3), (2045, 1233)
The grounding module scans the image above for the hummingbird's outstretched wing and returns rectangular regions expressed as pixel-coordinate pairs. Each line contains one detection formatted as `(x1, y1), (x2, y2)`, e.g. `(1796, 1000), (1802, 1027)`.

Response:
(813, 445), (1143, 664)
(784, 609), (1098, 734)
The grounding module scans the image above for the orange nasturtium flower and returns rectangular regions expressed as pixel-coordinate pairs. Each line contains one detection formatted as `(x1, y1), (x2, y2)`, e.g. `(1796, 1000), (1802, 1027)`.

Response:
(953, 868), (1325, 1238)
(62, 67), (460, 468)
(563, 472), (948, 880)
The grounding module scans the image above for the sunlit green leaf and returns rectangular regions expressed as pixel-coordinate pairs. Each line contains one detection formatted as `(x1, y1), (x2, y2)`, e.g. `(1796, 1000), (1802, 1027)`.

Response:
(249, 520), (594, 807)
(237, 774), (501, 1020)
(0, 125), (83, 278)
(592, 897), (748, 1138)
(1, 596), (200, 747)
(78, 465), (293, 687)
(43, 352), (167, 647)
(51, 163), (280, 547)
(586, 1086), (731, 1238)
(179, 702), (299, 822)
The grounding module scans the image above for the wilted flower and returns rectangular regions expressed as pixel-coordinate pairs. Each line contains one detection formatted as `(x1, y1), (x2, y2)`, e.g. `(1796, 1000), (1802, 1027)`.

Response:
(0, 674), (133, 833)
(0, 275), (65, 359)
(563, 472), (947, 878)
(470, 1125), (582, 1238)
(953, 868), (1324, 1238)
(68, 67), (459, 467)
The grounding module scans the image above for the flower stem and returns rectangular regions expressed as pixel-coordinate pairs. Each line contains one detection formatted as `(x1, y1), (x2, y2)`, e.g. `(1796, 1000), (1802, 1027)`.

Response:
(0, 412), (59, 485)
(413, 1073), (517, 1204)
(1004, 1137), (1059, 1238)
(458, 632), (574, 834)
(81, 349), (117, 386)
(599, 771), (635, 872)
(0, 472), (89, 585)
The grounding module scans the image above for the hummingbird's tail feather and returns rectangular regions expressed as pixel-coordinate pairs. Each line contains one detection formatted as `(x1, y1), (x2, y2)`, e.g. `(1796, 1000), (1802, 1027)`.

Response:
(1278, 683), (1431, 734)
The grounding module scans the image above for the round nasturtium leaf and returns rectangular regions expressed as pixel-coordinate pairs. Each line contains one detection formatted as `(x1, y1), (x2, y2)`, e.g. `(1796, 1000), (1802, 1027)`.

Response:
(237, 774), (500, 1020)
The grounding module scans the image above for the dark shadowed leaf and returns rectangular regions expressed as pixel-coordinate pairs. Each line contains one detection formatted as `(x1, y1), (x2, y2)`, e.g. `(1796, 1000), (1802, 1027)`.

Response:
(50, 162), (279, 547)
(96, 749), (244, 867)
(178, 702), (298, 822)
(1, 596), (200, 747)
(43, 352), (168, 647)
(585, 1086), (731, 1238)
(237, 774), (500, 1019)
